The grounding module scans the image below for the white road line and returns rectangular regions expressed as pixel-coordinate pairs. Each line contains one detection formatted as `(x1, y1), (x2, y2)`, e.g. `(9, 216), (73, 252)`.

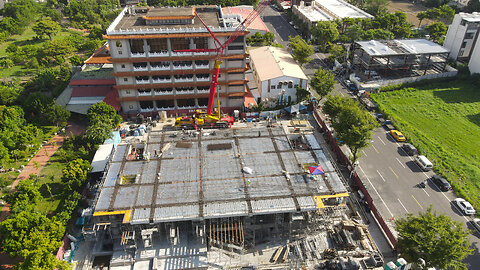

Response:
(377, 170), (387, 182)
(421, 187), (430, 197)
(398, 198), (409, 213)
(396, 158), (406, 168)
(377, 136), (386, 145)
(361, 150), (367, 157)
(359, 165), (394, 217)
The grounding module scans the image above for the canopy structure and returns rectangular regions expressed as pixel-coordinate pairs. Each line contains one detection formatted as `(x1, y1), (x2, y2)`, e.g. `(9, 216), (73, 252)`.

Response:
(284, 104), (307, 114)
(308, 165), (324, 175)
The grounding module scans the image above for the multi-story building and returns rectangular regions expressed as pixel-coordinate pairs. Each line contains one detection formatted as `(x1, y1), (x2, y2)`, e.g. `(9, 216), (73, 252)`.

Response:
(104, 6), (249, 118)
(444, 12), (480, 63)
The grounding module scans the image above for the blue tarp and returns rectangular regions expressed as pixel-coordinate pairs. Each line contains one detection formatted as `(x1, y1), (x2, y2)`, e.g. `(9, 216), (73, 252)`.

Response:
(284, 104), (307, 113)
(103, 131), (121, 148)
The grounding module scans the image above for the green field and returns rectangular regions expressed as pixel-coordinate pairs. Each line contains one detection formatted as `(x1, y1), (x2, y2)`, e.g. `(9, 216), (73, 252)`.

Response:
(371, 79), (480, 209)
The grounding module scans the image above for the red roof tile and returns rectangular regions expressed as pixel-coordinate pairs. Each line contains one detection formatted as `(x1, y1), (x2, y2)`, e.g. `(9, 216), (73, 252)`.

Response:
(103, 90), (121, 112)
(222, 7), (269, 33)
(69, 79), (116, 86)
(71, 86), (113, 97)
(244, 86), (257, 107)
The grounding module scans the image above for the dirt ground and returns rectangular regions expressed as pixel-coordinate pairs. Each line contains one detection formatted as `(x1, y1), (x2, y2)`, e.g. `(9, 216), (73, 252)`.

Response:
(387, 0), (435, 27)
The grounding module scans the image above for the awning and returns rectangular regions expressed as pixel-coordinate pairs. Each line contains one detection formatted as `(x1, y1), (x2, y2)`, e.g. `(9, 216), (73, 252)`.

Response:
(90, 143), (114, 173)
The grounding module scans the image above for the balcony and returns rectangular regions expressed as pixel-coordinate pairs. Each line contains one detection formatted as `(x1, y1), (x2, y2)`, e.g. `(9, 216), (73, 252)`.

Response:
(156, 106), (175, 110)
(176, 90), (195, 95)
(193, 51), (210, 56)
(196, 77), (210, 82)
(150, 65), (170, 71)
(154, 90), (173, 95)
(149, 51), (169, 57)
(197, 88), (210, 93)
(152, 78), (172, 84)
(131, 52), (147, 58)
(195, 64), (210, 69)
(174, 77), (194, 83)
(171, 51), (193, 56)
(138, 91), (152, 96)
(140, 108), (155, 113)
(136, 79), (150, 84)
(133, 66), (148, 72)
(177, 105), (195, 109)
(173, 65), (193, 70)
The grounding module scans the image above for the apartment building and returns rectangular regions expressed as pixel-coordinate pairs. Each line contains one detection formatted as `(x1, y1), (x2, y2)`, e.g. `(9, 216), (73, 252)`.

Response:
(104, 6), (249, 117)
(444, 12), (480, 63)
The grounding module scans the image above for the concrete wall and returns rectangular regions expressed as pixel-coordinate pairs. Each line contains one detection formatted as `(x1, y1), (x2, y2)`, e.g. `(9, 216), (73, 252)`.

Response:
(260, 76), (303, 103)
(468, 41), (480, 74)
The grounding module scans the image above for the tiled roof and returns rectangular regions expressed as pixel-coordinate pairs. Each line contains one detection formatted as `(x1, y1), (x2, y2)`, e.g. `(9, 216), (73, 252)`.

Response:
(71, 86), (113, 97)
(222, 7), (269, 33)
(69, 79), (116, 86)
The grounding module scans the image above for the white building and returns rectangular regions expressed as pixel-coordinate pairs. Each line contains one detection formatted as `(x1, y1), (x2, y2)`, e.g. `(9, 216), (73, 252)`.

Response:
(292, 0), (372, 29)
(444, 12), (480, 74)
(249, 46), (308, 105)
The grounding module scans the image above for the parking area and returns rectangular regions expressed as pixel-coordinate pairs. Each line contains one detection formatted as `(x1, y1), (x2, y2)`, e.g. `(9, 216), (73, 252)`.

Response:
(357, 126), (480, 267)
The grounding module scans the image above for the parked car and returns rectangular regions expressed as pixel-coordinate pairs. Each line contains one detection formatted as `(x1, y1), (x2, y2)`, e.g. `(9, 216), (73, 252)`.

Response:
(344, 80), (358, 92)
(415, 155), (433, 171)
(401, 143), (417, 156)
(472, 218), (480, 231)
(455, 198), (476, 215)
(431, 175), (451, 191)
(390, 130), (406, 142)
(383, 120), (395, 131)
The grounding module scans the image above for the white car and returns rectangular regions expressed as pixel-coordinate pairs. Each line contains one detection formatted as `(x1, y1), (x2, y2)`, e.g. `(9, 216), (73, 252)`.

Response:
(472, 218), (480, 231)
(455, 198), (476, 215)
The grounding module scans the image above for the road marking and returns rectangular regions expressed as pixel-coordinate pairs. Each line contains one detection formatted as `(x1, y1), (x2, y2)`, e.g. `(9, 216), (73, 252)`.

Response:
(395, 158), (406, 168)
(377, 136), (386, 145)
(421, 187), (430, 197)
(377, 170), (387, 182)
(398, 198), (409, 213)
(372, 145), (379, 154)
(359, 165), (394, 217)
(389, 167), (399, 179)
(361, 150), (367, 157)
(411, 195), (423, 210)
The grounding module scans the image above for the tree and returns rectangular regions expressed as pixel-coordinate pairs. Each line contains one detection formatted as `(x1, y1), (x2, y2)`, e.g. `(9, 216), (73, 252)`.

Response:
(263, 32), (275, 45)
(345, 24), (364, 43)
(362, 29), (394, 40)
(395, 206), (473, 270)
(322, 96), (377, 163)
(288, 36), (314, 67)
(426, 22), (447, 43)
(86, 119), (112, 144)
(310, 68), (336, 100)
(417, 12), (428, 28)
(87, 102), (122, 129)
(32, 18), (60, 40)
(0, 211), (66, 270)
(61, 159), (92, 192)
(328, 44), (346, 63)
(3, 179), (41, 214)
(311, 21), (339, 51)
(363, 0), (388, 16)
(465, 0), (480, 13)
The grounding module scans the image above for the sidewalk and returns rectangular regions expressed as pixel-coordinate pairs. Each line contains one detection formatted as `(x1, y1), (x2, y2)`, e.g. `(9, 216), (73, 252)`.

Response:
(0, 122), (85, 222)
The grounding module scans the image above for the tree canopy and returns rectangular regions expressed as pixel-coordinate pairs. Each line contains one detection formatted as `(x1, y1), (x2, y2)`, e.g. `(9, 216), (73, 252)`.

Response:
(311, 21), (339, 50)
(322, 96), (377, 162)
(87, 102), (122, 129)
(310, 68), (336, 100)
(426, 22), (448, 43)
(395, 206), (473, 270)
(288, 36), (314, 67)
(32, 18), (60, 40)
(0, 211), (68, 270)
(61, 158), (92, 192)
(3, 178), (41, 214)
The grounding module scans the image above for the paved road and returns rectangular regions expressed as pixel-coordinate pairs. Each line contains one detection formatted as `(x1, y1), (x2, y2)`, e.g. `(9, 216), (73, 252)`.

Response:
(358, 127), (480, 267)
(261, 5), (300, 47)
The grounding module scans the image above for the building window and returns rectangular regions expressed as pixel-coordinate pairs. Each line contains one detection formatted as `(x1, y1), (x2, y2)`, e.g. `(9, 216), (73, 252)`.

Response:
(277, 82), (282, 88)
(129, 105), (133, 109)
(126, 90), (130, 94)
(288, 82), (293, 88)
(461, 41), (467, 48)
(121, 64), (125, 68)
(129, 39), (145, 54)
(194, 37), (208, 49)
(465, 32), (475, 39)
(294, 84), (298, 88)
(116, 41), (122, 47)
(118, 51), (122, 55)
(147, 39), (168, 53)
(271, 85), (276, 89)
(124, 78), (128, 82)
(170, 38), (189, 50)
(228, 45), (244, 50)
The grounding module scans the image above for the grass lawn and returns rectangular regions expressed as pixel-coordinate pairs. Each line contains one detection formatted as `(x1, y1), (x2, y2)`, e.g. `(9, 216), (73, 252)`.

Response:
(35, 153), (66, 215)
(0, 26), (81, 79)
(371, 79), (480, 209)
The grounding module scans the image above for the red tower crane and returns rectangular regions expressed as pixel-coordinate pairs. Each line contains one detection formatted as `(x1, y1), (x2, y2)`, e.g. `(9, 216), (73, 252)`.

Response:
(174, 1), (272, 129)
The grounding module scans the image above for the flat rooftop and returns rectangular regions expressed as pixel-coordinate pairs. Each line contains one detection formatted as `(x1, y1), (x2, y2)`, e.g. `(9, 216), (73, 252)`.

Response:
(93, 126), (347, 224)
(459, 12), (480, 22)
(295, 5), (332, 22)
(109, 6), (227, 34)
(315, 0), (373, 19)
(356, 39), (449, 56)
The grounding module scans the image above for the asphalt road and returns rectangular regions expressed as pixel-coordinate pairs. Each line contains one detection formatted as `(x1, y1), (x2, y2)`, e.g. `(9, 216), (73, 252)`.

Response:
(358, 127), (480, 267)
(261, 5), (301, 47)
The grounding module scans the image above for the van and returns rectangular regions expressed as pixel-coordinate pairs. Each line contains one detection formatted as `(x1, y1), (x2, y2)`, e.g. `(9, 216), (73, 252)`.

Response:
(415, 155), (433, 171)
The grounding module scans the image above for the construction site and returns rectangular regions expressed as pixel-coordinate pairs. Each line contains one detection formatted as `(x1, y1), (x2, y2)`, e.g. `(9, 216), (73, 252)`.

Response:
(73, 118), (386, 269)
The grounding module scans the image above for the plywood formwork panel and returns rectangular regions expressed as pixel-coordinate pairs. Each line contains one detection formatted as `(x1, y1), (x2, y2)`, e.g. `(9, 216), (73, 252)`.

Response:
(247, 176), (290, 198)
(114, 186), (137, 209)
(153, 205), (200, 222)
(242, 152), (283, 177)
(203, 178), (245, 201)
(251, 198), (296, 215)
(204, 201), (248, 218)
(96, 187), (115, 211)
(156, 181), (200, 205)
